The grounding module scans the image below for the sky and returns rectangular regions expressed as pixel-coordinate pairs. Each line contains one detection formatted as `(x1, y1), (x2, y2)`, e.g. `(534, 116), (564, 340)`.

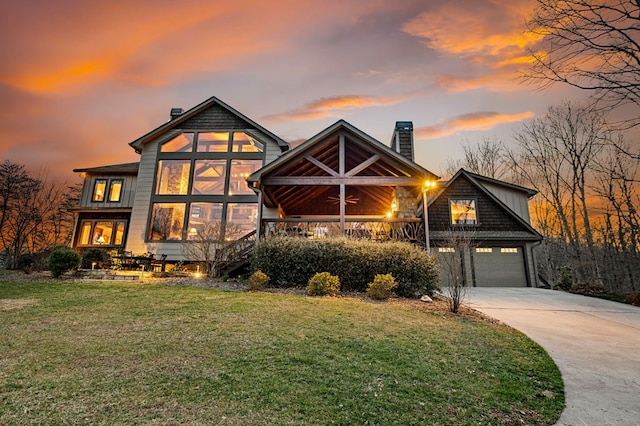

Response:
(0, 0), (592, 183)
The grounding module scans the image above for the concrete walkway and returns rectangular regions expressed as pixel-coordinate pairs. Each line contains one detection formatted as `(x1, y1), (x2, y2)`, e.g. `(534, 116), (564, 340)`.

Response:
(465, 288), (640, 426)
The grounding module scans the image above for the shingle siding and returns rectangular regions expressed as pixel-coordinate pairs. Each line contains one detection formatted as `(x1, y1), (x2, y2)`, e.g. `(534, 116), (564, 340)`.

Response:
(429, 175), (530, 234)
(179, 104), (253, 130)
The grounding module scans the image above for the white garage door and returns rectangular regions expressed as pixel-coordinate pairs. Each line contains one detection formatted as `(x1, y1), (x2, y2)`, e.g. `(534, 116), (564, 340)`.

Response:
(474, 247), (527, 287)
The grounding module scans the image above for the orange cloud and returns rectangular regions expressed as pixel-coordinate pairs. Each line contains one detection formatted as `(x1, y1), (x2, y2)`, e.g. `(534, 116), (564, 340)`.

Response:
(415, 111), (535, 140)
(264, 94), (411, 122)
(403, 0), (539, 58)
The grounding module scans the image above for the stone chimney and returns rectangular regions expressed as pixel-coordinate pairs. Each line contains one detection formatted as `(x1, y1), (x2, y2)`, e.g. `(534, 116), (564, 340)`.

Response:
(170, 108), (184, 120)
(391, 121), (414, 161)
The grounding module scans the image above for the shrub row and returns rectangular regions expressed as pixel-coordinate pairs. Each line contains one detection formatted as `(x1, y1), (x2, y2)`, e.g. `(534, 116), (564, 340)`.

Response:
(251, 237), (440, 298)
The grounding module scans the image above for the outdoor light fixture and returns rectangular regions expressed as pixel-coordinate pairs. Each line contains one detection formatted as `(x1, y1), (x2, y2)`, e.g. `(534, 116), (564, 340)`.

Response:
(422, 180), (438, 254)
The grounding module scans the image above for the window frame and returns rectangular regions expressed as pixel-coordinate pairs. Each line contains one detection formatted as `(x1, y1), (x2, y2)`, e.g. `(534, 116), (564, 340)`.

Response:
(147, 129), (266, 242)
(92, 179), (107, 202)
(77, 219), (128, 247)
(449, 198), (478, 225)
(108, 179), (124, 202)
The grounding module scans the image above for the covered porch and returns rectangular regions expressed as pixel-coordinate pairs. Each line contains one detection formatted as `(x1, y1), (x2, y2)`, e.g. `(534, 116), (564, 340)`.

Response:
(248, 120), (438, 244)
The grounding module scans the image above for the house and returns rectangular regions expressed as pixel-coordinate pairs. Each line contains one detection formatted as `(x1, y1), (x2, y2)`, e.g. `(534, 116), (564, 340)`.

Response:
(71, 96), (542, 287)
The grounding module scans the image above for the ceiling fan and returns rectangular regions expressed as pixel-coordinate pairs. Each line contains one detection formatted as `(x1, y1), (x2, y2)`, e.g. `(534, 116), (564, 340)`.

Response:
(327, 194), (360, 205)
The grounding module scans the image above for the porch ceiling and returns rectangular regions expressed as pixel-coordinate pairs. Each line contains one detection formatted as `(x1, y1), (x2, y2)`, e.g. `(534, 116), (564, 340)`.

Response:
(260, 131), (427, 216)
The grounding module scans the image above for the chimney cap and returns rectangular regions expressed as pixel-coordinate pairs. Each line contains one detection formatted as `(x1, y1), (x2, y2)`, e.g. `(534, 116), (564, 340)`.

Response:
(170, 108), (184, 120)
(395, 121), (413, 130)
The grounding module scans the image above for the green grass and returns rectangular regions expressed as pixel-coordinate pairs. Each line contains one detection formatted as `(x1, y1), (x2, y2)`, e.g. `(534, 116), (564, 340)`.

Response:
(0, 280), (564, 425)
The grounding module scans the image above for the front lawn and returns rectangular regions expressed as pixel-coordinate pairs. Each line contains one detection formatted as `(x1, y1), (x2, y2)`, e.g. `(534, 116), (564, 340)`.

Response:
(0, 280), (563, 425)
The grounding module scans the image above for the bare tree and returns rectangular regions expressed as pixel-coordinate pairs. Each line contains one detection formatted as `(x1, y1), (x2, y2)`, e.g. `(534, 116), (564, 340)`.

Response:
(439, 230), (476, 314)
(524, 0), (640, 135)
(181, 220), (241, 277)
(461, 137), (508, 179)
(508, 102), (608, 287)
(0, 161), (77, 269)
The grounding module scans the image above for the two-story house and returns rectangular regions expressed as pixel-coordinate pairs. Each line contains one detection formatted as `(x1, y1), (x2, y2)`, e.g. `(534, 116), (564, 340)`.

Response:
(71, 96), (542, 287)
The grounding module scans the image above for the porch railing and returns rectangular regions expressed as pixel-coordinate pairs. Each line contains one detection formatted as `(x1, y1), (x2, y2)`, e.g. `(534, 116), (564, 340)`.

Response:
(260, 218), (426, 244)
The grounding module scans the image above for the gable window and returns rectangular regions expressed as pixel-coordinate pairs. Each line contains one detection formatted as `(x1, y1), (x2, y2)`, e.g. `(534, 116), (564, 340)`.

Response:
(232, 132), (263, 152)
(450, 199), (477, 225)
(150, 130), (266, 242)
(161, 133), (194, 152)
(92, 179), (107, 202)
(197, 132), (229, 152)
(108, 180), (123, 202)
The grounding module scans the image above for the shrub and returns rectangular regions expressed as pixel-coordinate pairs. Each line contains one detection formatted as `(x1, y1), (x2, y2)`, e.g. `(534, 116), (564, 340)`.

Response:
(627, 292), (640, 307)
(248, 270), (269, 291)
(366, 273), (398, 300)
(48, 246), (81, 278)
(306, 272), (340, 296)
(556, 265), (573, 291)
(251, 237), (439, 298)
(16, 254), (34, 273)
(81, 248), (110, 269)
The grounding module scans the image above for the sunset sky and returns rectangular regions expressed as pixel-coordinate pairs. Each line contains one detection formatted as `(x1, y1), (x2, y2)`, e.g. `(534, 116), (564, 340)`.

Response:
(0, 0), (591, 182)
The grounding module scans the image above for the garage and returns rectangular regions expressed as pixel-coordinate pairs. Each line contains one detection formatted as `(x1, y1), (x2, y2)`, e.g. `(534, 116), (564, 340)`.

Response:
(473, 246), (527, 287)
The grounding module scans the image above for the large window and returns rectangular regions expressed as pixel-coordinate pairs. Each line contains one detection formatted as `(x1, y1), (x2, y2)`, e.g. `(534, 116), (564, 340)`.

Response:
(192, 160), (226, 195)
(150, 131), (264, 242)
(226, 203), (258, 237)
(187, 203), (223, 240)
(156, 160), (191, 195)
(450, 199), (477, 225)
(149, 203), (186, 240)
(228, 160), (263, 195)
(78, 220), (126, 246)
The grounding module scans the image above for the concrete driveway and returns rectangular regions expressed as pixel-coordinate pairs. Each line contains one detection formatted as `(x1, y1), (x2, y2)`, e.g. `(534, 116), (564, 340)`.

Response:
(465, 287), (640, 426)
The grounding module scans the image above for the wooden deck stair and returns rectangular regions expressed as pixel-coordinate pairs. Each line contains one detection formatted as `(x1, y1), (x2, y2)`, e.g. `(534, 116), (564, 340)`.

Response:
(216, 230), (257, 277)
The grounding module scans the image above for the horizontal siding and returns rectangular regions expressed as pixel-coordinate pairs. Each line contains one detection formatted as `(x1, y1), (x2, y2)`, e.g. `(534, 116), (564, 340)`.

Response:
(126, 141), (158, 256)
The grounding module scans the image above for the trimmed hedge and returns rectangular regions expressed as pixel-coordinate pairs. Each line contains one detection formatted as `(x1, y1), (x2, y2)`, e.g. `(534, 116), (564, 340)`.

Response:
(251, 237), (440, 298)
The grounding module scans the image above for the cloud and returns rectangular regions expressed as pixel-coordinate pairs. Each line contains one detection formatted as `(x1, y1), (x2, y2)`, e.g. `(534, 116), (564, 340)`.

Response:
(263, 94), (411, 122)
(403, 0), (539, 58)
(415, 111), (535, 140)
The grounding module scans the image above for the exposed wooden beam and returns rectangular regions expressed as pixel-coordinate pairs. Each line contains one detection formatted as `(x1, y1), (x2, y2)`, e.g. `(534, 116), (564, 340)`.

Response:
(304, 155), (339, 177)
(346, 154), (380, 177)
(263, 176), (420, 185)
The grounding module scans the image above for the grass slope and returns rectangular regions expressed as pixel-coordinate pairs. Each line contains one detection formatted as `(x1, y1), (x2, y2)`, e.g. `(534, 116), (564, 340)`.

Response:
(0, 280), (563, 425)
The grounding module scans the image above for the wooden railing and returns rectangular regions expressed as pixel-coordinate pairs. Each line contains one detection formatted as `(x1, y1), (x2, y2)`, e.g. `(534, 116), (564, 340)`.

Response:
(260, 218), (426, 244)
(215, 230), (257, 276)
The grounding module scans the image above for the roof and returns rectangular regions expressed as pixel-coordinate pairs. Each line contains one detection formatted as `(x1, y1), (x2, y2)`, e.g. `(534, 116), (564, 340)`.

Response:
(73, 162), (140, 175)
(128, 96), (289, 152)
(428, 168), (542, 240)
(248, 119), (439, 184)
(458, 169), (538, 198)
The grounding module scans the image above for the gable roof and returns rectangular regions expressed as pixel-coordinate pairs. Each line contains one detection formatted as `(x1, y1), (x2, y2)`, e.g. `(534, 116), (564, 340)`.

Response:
(428, 168), (542, 240)
(248, 119), (438, 184)
(73, 162), (139, 175)
(128, 96), (289, 153)
(460, 169), (538, 198)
